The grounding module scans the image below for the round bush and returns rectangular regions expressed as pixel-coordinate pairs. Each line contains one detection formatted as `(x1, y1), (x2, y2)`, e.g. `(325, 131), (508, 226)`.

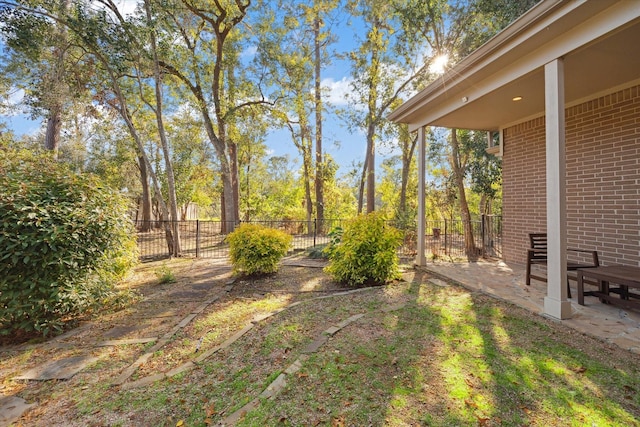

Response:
(227, 223), (293, 276)
(0, 150), (138, 337)
(324, 213), (402, 286)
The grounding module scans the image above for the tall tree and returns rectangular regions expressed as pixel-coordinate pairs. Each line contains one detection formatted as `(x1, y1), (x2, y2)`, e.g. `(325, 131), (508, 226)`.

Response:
(0, 0), (91, 158)
(258, 0), (338, 229)
(142, 0), (181, 255)
(344, 0), (428, 214)
(157, 0), (272, 233)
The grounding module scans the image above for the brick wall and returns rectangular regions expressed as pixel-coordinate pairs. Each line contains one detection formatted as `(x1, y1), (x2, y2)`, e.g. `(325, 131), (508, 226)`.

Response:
(502, 84), (640, 266)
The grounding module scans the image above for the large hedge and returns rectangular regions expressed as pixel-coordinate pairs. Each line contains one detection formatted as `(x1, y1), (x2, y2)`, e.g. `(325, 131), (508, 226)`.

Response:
(0, 150), (138, 337)
(324, 213), (402, 286)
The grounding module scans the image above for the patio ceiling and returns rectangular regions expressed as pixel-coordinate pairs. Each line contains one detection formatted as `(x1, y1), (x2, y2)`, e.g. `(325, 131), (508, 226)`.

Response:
(389, 0), (640, 132)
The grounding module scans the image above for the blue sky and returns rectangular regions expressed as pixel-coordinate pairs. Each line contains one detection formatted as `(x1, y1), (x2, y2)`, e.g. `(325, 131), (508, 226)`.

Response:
(0, 0), (401, 177)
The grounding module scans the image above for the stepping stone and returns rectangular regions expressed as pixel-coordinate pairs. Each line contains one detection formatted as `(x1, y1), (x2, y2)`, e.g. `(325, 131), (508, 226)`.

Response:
(0, 395), (36, 427)
(428, 278), (450, 288)
(96, 338), (157, 347)
(102, 325), (141, 339)
(15, 355), (100, 381)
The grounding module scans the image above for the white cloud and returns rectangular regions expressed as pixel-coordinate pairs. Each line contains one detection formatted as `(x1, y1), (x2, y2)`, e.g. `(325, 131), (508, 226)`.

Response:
(0, 87), (27, 116)
(322, 76), (352, 106)
(114, 0), (139, 16)
(242, 45), (258, 58)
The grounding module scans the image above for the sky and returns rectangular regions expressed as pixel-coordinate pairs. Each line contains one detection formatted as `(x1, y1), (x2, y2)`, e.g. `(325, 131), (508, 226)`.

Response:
(0, 0), (405, 177)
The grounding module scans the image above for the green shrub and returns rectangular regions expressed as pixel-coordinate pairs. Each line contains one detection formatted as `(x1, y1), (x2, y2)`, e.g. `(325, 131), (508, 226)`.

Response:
(0, 150), (138, 337)
(155, 264), (176, 284)
(324, 213), (402, 286)
(227, 223), (293, 276)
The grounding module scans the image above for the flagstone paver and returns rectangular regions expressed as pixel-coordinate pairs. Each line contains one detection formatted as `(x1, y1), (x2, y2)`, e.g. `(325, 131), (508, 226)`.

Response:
(0, 395), (36, 427)
(15, 355), (100, 381)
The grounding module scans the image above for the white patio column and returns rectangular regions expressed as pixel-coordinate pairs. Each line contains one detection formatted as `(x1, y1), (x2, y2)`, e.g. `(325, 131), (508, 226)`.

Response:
(416, 126), (427, 266)
(544, 58), (571, 320)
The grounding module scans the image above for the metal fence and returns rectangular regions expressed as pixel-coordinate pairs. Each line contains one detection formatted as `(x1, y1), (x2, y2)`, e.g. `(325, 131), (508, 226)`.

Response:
(424, 215), (502, 260)
(135, 215), (502, 262)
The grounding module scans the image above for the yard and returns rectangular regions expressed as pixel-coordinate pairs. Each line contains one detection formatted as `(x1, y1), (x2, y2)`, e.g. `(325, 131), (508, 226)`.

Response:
(1, 256), (639, 426)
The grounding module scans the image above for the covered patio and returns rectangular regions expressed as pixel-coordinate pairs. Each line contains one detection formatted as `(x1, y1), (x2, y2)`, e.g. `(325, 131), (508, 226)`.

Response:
(390, 0), (640, 320)
(405, 260), (640, 355)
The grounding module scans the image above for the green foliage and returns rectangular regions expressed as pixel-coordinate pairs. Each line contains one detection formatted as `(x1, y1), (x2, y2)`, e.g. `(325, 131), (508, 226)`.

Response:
(324, 213), (402, 286)
(227, 224), (293, 276)
(154, 264), (176, 284)
(0, 150), (138, 337)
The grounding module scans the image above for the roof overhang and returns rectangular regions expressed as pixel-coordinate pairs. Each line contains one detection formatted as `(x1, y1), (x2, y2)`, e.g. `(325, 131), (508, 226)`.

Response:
(388, 0), (640, 132)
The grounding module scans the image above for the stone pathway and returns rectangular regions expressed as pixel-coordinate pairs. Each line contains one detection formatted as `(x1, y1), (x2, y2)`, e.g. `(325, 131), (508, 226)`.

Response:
(3, 257), (640, 426)
(219, 301), (405, 426)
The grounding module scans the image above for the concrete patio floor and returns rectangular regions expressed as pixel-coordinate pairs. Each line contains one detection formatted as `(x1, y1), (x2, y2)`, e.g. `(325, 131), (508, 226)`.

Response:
(407, 259), (640, 355)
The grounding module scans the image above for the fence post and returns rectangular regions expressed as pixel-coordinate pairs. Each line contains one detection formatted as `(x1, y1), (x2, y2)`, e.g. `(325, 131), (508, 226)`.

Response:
(196, 220), (200, 258)
(481, 214), (486, 258)
(444, 219), (448, 256)
(313, 218), (317, 247)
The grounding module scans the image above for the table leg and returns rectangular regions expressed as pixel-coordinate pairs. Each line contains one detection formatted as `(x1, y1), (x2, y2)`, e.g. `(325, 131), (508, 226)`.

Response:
(578, 271), (585, 305)
(621, 285), (629, 300)
(601, 280), (609, 304)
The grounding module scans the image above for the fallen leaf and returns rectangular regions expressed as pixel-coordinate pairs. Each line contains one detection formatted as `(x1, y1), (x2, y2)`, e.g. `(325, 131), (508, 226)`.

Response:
(520, 406), (532, 414)
(176, 420), (184, 427)
(204, 403), (216, 417)
(331, 416), (345, 427)
(476, 416), (491, 426)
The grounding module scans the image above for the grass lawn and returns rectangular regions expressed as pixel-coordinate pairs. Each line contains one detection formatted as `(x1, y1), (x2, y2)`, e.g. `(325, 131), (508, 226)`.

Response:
(2, 258), (639, 426)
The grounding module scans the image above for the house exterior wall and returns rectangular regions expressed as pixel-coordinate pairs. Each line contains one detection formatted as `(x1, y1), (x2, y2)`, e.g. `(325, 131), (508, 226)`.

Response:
(502, 84), (640, 266)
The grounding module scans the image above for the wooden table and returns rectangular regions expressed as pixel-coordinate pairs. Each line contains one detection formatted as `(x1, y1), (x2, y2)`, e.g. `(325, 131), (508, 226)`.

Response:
(577, 265), (640, 307)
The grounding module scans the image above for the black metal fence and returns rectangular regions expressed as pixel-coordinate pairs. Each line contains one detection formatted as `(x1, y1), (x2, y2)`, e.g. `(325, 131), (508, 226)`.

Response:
(424, 215), (502, 260)
(135, 215), (502, 262)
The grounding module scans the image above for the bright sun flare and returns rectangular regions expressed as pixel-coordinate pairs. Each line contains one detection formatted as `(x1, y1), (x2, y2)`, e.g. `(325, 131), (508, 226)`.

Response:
(429, 54), (449, 75)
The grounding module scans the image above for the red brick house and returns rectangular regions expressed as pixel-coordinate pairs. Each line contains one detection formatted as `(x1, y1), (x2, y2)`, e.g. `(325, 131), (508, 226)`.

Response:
(389, 0), (640, 319)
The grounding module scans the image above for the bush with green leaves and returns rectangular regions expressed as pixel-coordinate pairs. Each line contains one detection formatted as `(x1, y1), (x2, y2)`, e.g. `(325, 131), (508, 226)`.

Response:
(0, 150), (138, 337)
(227, 223), (293, 276)
(324, 213), (403, 286)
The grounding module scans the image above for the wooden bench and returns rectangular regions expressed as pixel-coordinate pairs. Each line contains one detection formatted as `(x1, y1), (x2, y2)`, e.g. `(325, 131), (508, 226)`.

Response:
(525, 233), (599, 297)
(577, 266), (640, 308)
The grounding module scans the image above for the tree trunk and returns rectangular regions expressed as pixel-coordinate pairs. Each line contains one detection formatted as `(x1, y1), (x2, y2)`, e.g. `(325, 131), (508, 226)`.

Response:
(399, 132), (418, 214)
(314, 16), (325, 232)
(144, 0), (181, 256)
(138, 154), (152, 232)
(44, 104), (62, 158)
(450, 128), (476, 259)
(302, 140), (313, 234)
(366, 123), (376, 213)
(357, 160), (367, 214)
(229, 139), (241, 224)
(44, 0), (70, 158)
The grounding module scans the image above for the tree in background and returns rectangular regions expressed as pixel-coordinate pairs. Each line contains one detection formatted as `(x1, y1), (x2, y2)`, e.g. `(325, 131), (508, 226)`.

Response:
(343, 0), (431, 214)
(0, 1), (93, 157)
(395, 0), (535, 258)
